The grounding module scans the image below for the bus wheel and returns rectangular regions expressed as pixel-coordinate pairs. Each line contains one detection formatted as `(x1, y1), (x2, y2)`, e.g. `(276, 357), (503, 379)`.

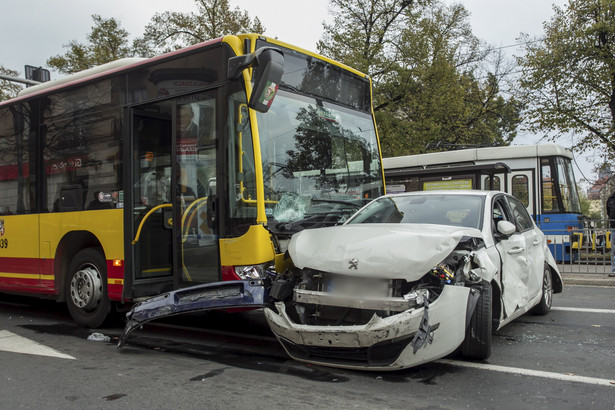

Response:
(65, 248), (110, 328)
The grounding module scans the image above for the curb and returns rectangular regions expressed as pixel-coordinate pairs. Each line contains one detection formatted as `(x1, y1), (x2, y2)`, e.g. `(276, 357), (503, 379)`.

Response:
(561, 274), (615, 287)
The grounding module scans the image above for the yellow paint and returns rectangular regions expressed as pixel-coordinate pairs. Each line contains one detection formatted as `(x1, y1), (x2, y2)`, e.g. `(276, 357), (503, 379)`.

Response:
(39, 209), (124, 260)
(0, 215), (39, 259)
(219, 224), (275, 266)
(0, 272), (38, 280)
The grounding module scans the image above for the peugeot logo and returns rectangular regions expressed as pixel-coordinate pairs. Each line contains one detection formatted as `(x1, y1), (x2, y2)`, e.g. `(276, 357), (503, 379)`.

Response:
(348, 258), (359, 270)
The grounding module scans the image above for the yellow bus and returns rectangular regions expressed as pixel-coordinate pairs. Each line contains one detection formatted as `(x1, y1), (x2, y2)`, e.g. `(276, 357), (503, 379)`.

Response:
(0, 34), (384, 327)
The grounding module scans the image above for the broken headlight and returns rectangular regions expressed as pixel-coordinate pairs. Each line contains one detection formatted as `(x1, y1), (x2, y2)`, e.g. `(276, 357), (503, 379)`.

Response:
(234, 263), (273, 280)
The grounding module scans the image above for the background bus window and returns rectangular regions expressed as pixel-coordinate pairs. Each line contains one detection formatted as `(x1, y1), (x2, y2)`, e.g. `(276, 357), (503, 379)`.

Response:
(541, 158), (558, 212)
(512, 175), (529, 207)
(556, 157), (581, 213)
(484, 176), (501, 190)
(0, 103), (35, 215)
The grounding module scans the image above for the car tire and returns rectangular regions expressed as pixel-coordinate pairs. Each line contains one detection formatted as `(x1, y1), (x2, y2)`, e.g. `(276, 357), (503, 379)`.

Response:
(65, 248), (111, 328)
(461, 283), (492, 360)
(532, 264), (553, 315)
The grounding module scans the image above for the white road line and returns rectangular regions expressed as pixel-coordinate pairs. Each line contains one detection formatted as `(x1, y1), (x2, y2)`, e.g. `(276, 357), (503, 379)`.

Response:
(551, 307), (615, 314)
(0, 330), (76, 360)
(437, 359), (615, 387)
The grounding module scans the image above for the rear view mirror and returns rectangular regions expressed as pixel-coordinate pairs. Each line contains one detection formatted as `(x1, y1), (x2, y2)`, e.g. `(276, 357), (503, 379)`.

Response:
(497, 220), (516, 236)
(227, 47), (284, 113)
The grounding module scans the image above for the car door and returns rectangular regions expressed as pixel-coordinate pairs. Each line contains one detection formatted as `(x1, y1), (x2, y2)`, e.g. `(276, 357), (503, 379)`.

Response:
(492, 195), (532, 318)
(507, 195), (544, 302)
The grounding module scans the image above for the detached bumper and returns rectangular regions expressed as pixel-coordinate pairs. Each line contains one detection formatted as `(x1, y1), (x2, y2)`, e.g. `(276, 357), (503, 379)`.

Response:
(264, 285), (472, 371)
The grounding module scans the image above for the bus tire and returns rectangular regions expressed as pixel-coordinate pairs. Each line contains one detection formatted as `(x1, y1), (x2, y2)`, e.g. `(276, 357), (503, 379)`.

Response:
(65, 248), (110, 328)
(461, 283), (492, 360)
(532, 264), (553, 315)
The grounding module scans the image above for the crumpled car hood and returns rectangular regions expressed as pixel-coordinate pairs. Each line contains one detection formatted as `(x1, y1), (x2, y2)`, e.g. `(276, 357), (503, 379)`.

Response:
(288, 223), (483, 281)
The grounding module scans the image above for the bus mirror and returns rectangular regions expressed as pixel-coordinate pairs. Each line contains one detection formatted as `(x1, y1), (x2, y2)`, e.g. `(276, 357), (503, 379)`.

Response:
(228, 47), (284, 113)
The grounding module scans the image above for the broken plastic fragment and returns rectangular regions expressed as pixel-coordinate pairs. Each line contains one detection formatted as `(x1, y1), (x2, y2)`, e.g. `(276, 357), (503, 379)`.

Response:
(87, 332), (111, 342)
(403, 289), (429, 306)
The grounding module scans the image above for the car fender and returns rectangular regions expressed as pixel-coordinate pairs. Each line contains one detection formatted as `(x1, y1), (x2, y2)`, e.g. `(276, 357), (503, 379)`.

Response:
(544, 245), (563, 293)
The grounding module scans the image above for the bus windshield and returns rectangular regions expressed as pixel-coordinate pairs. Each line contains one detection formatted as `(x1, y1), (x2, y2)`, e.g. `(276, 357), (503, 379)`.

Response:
(541, 157), (582, 214)
(257, 90), (382, 232)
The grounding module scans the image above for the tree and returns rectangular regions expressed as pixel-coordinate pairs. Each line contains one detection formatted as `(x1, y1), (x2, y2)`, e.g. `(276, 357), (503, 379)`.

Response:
(137, 0), (265, 55)
(518, 0), (615, 160)
(0, 66), (23, 102)
(318, 0), (416, 79)
(319, 0), (522, 157)
(46, 15), (137, 74)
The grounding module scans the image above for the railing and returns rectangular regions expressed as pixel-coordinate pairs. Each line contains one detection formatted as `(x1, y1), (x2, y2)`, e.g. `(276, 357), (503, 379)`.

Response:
(538, 219), (614, 274)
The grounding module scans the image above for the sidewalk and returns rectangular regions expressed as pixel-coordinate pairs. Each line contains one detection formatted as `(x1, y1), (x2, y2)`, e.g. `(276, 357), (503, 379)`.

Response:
(560, 273), (615, 287)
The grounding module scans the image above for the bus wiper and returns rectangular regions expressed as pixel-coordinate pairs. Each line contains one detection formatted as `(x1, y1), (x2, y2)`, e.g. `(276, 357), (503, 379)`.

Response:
(278, 83), (302, 94)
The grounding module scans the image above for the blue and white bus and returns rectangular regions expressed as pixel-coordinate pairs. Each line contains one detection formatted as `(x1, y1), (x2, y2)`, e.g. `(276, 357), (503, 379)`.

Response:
(382, 144), (583, 261)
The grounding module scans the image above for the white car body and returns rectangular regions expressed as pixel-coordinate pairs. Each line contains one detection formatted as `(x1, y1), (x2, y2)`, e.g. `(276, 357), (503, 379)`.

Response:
(264, 190), (562, 370)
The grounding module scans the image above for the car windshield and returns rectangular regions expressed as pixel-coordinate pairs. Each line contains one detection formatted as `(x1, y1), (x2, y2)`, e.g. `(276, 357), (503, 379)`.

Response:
(256, 89), (382, 232)
(347, 194), (485, 230)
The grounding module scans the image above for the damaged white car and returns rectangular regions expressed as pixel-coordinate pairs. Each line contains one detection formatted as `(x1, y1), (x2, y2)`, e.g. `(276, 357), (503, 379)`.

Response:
(264, 190), (562, 370)
(118, 190), (561, 371)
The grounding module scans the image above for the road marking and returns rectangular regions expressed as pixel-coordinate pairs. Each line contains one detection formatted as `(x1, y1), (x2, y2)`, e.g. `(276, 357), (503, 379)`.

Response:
(0, 330), (76, 360)
(551, 307), (615, 314)
(437, 359), (615, 387)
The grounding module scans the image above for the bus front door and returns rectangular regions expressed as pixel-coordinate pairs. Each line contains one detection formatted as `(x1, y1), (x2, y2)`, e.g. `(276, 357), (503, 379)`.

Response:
(129, 94), (220, 298)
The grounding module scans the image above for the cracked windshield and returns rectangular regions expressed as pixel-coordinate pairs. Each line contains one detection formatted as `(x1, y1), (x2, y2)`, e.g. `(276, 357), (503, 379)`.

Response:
(257, 89), (382, 232)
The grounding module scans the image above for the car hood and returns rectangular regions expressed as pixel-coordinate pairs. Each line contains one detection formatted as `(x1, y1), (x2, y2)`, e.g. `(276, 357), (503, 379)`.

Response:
(288, 223), (483, 281)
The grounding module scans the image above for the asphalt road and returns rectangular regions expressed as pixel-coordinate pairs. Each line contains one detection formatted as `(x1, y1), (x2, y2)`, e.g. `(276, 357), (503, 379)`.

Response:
(0, 285), (613, 409)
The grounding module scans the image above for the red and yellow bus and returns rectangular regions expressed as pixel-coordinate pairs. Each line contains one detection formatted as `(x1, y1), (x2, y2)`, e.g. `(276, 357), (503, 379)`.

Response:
(0, 34), (384, 327)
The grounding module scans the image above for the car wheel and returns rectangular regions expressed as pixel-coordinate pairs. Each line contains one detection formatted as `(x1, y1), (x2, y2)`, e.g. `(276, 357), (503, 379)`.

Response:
(532, 264), (553, 315)
(461, 283), (492, 360)
(65, 248), (111, 328)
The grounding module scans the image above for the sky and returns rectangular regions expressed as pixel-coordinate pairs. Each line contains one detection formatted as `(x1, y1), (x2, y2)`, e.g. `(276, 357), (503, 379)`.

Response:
(4, 0), (598, 183)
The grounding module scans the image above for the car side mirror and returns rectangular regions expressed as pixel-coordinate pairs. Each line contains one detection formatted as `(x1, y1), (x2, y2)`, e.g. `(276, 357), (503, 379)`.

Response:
(497, 220), (516, 237)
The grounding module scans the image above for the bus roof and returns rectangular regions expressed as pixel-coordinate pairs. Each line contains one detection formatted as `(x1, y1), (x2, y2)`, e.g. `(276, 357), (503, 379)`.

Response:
(0, 38), (223, 107)
(382, 144), (573, 170)
(17, 58), (146, 98)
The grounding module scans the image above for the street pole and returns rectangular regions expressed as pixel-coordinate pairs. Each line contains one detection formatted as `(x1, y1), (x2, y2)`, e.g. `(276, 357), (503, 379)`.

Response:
(0, 73), (40, 86)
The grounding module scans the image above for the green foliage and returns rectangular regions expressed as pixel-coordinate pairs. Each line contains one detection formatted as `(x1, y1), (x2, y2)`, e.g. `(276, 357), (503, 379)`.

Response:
(46, 15), (137, 74)
(517, 0), (615, 160)
(0, 66), (23, 102)
(319, 0), (521, 157)
(137, 0), (265, 55)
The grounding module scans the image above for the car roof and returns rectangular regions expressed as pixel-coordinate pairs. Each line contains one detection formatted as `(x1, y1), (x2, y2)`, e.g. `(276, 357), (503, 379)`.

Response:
(385, 189), (500, 198)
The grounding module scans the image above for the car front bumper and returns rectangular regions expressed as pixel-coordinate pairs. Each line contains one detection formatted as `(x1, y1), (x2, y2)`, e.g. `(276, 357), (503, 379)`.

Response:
(264, 284), (473, 371)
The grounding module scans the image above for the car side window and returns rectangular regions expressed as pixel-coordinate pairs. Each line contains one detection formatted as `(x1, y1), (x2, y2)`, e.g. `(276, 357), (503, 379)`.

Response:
(492, 197), (511, 233)
(508, 196), (534, 232)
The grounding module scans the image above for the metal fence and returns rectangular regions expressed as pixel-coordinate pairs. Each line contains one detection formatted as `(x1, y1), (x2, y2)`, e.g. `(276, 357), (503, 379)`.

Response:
(538, 219), (614, 275)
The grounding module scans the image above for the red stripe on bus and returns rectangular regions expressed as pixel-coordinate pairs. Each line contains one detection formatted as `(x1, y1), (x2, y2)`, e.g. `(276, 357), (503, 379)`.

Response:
(0, 257), (40, 274)
(0, 284), (51, 294)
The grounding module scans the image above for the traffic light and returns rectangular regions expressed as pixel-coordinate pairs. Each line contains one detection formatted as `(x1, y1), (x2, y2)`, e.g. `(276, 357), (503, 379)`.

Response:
(24, 65), (50, 83)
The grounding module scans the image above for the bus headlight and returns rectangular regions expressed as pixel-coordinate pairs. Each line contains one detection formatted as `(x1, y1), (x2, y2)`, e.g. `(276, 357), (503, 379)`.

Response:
(234, 264), (269, 280)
